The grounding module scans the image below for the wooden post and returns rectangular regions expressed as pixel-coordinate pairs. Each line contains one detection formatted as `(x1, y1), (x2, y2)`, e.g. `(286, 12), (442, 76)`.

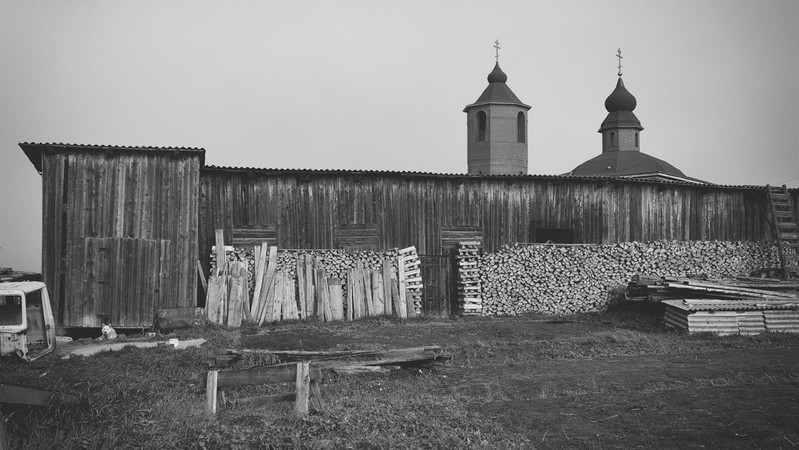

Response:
(305, 255), (315, 317)
(296, 256), (306, 319)
(206, 370), (219, 413)
(294, 362), (310, 416)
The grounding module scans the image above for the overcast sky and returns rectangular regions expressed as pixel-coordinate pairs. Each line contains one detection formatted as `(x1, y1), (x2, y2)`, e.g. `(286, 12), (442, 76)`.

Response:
(1, 0), (798, 271)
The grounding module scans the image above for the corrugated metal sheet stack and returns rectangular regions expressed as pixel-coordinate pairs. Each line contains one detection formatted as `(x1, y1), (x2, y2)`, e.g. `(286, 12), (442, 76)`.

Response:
(629, 275), (799, 335)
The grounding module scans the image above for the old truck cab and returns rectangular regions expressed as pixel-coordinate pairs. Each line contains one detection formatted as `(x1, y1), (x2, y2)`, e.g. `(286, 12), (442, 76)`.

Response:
(0, 282), (56, 361)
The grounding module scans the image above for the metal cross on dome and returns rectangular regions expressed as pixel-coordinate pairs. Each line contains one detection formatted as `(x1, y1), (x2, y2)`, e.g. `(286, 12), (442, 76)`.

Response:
(616, 48), (623, 76)
(494, 40), (501, 63)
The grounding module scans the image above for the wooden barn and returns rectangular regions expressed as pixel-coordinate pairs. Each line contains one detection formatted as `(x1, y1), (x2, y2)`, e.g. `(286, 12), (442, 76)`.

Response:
(19, 143), (798, 326)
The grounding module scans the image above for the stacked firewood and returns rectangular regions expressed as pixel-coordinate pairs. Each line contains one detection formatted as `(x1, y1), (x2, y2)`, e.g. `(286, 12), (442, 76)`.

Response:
(397, 247), (422, 315)
(480, 240), (781, 316)
(456, 241), (482, 315)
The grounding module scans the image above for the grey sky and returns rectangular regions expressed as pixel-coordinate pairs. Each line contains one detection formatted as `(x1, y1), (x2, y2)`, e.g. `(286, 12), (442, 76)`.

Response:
(1, 0), (798, 271)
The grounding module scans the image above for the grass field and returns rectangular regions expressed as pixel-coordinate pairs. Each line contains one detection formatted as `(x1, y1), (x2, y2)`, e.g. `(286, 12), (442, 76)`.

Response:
(2, 303), (798, 449)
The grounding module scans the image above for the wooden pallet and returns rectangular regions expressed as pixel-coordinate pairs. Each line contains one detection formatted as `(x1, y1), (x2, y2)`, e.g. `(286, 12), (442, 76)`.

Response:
(766, 185), (799, 279)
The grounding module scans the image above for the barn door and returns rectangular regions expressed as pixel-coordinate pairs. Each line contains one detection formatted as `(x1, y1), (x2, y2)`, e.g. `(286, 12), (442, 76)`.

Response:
(419, 254), (456, 318)
(83, 238), (170, 327)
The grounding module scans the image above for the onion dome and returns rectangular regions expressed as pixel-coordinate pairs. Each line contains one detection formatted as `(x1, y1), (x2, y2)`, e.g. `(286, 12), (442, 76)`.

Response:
(604, 78), (637, 112)
(487, 63), (508, 83)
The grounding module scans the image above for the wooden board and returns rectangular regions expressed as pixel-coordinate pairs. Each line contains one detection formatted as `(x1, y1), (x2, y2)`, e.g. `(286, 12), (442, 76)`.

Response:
(328, 279), (344, 320)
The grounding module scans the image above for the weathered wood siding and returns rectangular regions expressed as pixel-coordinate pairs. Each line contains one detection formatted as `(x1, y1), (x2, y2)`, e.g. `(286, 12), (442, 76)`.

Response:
(38, 147), (201, 327)
(198, 169), (788, 271)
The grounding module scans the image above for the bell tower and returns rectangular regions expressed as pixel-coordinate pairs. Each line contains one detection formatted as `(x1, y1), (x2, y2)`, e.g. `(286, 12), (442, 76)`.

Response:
(464, 41), (531, 175)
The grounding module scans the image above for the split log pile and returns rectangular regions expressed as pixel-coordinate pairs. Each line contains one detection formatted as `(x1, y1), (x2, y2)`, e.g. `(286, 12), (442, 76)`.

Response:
(207, 234), (423, 324)
(456, 241), (482, 315)
(480, 240), (781, 316)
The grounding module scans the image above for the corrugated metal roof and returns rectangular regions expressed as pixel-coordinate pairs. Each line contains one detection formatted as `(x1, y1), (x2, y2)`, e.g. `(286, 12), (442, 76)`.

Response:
(19, 142), (206, 173)
(200, 164), (786, 191)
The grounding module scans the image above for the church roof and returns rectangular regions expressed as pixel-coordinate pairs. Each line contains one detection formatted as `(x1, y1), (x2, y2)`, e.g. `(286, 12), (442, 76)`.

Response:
(569, 151), (704, 183)
(599, 110), (643, 132)
(464, 63), (531, 111)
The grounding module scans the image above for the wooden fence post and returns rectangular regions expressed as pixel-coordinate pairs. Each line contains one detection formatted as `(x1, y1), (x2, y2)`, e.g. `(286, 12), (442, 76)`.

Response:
(206, 370), (219, 413)
(294, 362), (310, 415)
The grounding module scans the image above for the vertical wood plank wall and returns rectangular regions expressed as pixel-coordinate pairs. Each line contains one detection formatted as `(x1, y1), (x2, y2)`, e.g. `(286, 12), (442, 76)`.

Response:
(198, 169), (788, 272)
(40, 149), (200, 327)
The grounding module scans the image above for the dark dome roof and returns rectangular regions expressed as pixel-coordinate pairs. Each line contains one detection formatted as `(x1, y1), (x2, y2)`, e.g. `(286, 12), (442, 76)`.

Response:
(487, 63), (508, 83)
(605, 77), (637, 112)
(571, 151), (689, 179)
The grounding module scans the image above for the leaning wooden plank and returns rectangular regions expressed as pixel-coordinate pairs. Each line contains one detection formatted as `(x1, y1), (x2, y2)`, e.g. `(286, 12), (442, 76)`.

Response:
(283, 272), (298, 320)
(214, 229), (226, 276)
(196, 260), (208, 296)
(257, 246), (279, 325)
(216, 362), (322, 387)
(305, 255), (315, 317)
(206, 275), (227, 324)
(315, 269), (333, 321)
(328, 279), (344, 321)
(296, 256), (307, 319)
(353, 268), (364, 319)
(382, 260), (392, 315)
(346, 268), (355, 321)
(251, 243), (269, 313)
(294, 362), (310, 415)
(396, 256), (408, 318)
(271, 271), (285, 322)
(390, 275), (401, 317)
(226, 270), (243, 327)
(362, 268), (373, 316)
(372, 271), (383, 315)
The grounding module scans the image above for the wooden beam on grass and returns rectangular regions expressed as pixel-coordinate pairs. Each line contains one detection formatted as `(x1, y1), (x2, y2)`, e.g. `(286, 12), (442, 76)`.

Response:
(215, 362), (322, 387)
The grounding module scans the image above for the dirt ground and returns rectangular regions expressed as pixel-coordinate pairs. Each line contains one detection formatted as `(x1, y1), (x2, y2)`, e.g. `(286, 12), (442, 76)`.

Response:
(239, 309), (799, 449)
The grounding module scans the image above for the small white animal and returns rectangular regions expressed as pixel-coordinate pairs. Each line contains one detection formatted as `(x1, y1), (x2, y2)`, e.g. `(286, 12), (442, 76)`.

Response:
(101, 323), (118, 340)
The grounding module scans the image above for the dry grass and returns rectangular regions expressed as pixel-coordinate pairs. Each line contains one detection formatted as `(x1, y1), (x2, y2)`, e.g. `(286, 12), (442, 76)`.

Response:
(2, 305), (799, 449)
